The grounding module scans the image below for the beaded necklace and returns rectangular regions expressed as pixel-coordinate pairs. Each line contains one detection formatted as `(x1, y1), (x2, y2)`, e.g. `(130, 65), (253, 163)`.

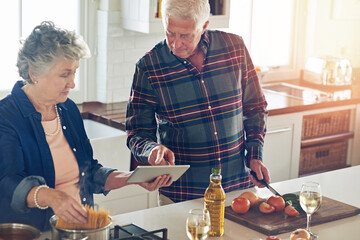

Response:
(44, 105), (61, 136)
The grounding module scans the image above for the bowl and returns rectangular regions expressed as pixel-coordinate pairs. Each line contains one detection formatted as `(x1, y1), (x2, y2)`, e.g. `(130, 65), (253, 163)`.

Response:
(0, 223), (41, 240)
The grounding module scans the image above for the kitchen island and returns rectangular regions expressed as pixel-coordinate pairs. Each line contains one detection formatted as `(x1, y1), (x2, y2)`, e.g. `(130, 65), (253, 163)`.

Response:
(109, 165), (360, 240)
(37, 164), (360, 239)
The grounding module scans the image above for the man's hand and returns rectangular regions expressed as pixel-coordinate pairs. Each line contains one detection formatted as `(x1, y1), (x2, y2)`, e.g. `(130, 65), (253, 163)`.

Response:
(148, 145), (175, 166)
(248, 159), (270, 188)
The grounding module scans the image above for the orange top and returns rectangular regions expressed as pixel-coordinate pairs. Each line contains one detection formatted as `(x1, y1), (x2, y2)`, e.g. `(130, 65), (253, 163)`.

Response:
(42, 118), (81, 203)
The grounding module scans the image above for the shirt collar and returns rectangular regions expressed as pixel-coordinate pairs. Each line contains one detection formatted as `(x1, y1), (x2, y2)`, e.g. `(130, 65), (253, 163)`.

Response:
(11, 80), (68, 118)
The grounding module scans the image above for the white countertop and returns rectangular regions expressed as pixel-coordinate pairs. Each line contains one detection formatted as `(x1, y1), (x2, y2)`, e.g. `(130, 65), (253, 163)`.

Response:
(111, 165), (360, 240)
(39, 166), (360, 239)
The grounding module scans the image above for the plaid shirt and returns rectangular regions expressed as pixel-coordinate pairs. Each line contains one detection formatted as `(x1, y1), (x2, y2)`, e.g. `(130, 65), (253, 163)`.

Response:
(126, 30), (268, 202)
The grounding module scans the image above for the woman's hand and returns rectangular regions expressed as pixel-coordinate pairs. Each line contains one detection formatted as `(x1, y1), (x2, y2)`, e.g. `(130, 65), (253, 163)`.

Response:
(28, 187), (88, 224)
(138, 174), (173, 191)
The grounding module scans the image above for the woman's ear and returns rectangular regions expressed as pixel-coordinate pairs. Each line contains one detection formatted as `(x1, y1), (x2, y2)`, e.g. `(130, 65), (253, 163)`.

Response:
(29, 69), (38, 84)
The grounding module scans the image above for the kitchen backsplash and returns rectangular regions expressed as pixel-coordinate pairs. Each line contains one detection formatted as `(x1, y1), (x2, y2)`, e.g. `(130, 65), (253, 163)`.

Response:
(96, 10), (164, 103)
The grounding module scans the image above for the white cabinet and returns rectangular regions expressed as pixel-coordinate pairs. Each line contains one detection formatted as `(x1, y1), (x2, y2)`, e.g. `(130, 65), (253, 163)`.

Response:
(263, 113), (302, 183)
(84, 119), (158, 215)
(120, 0), (230, 33)
(263, 104), (359, 183)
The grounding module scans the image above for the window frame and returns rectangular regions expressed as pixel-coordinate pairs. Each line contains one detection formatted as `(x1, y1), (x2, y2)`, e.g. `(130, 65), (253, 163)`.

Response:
(0, 0), (96, 104)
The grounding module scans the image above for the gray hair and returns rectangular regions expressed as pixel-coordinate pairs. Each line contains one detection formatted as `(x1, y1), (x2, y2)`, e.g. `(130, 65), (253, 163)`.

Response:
(161, 0), (210, 31)
(17, 21), (91, 84)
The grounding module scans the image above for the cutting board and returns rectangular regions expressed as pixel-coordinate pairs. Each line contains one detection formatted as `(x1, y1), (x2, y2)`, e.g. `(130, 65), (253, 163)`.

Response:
(225, 195), (360, 235)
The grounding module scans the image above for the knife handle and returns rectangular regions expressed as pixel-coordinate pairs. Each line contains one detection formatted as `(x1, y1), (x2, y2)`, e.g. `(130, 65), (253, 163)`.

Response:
(250, 170), (268, 186)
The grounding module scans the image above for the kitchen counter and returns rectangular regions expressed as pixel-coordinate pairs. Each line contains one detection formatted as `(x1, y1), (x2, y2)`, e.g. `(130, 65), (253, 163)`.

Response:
(78, 80), (360, 130)
(37, 165), (360, 239)
(264, 79), (360, 116)
(111, 165), (360, 239)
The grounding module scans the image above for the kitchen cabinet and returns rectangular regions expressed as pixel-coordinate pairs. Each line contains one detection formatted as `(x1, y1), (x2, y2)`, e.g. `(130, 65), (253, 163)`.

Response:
(120, 0), (230, 33)
(299, 109), (354, 176)
(263, 113), (302, 182)
(84, 119), (158, 215)
(263, 104), (359, 182)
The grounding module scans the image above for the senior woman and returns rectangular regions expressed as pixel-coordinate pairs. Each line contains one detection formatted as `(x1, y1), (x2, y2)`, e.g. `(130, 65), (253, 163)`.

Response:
(0, 21), (172, 231)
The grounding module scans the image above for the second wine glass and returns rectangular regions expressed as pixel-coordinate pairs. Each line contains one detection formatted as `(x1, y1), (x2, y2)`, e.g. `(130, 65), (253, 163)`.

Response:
(186, 208), (210, 240)
(299, 181), (322, 239)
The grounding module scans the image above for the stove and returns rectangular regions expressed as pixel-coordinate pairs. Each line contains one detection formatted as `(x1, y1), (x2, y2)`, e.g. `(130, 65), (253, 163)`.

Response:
(109, 224), (167, 240)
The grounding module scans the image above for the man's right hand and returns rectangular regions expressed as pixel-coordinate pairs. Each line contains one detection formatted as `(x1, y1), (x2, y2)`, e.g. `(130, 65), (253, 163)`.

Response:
(148, 145), (175, 166)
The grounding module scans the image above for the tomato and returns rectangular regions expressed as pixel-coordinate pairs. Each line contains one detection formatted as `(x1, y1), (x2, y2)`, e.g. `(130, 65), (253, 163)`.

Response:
(267, 196), (285, 212)
(258, 202), (275, 214)
(284, 205), (300, 217)
(231, 197), (250, 214)
(239, 191), (262, 207)
(266, 236), (280, 240)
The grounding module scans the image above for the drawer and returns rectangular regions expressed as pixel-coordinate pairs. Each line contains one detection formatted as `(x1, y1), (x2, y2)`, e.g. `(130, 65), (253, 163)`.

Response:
(299, 141), (348, 176)
(302, 110), (350, 140)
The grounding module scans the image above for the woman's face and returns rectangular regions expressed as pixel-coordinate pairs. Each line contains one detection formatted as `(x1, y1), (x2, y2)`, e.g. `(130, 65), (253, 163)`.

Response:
(32, 59), (79, 104)
(165, 17), (208, 59)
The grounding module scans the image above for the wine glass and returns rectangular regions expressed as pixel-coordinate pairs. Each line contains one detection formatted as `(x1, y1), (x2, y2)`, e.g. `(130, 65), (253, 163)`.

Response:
(299, 181), (322, 239)
(186, 208), (210, 240)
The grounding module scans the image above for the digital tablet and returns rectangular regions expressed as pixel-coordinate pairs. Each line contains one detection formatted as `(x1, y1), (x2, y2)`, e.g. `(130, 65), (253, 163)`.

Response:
(126, 165), (190, 183)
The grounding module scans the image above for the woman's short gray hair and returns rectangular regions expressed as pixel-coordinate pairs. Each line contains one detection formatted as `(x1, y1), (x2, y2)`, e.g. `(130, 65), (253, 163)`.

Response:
(161, 0), (210, 31)
(17, 21), (91, 84)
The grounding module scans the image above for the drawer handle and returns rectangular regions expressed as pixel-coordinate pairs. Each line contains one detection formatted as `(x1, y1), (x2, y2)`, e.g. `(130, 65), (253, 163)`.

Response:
(267, 127), (292, 135)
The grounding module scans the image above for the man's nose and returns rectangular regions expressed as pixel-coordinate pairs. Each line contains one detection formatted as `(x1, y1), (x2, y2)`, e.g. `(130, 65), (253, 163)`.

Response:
(172, 36), (183, 49)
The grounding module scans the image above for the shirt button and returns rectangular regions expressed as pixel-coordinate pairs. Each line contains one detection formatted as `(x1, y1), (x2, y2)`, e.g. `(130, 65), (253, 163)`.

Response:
(82, 197), (86, 202)
(73, 148), (77, 152)
(201, 80), (205, 84)
(184, 61), (187, 64)
(63, 126), (66, 130)
(218, 158), (221, 161)
(208, 105), (211, 109)
(81, 172), (85, 176)
(214, 132), (218, 135)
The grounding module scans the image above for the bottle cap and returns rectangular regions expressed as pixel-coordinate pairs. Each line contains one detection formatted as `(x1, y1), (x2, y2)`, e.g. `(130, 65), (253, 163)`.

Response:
(211, 168), (221, 175)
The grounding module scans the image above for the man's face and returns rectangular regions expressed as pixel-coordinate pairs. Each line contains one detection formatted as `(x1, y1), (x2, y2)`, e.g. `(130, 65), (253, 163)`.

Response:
(165, 17), (208, 59)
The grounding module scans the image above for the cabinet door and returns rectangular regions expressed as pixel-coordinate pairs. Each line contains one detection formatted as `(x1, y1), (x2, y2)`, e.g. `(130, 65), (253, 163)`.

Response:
(121, 0), (230, 33)
(263, 122), (293, 182)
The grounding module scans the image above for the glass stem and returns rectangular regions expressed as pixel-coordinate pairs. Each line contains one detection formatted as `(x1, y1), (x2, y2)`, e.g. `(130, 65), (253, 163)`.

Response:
(306, 213), (311, 232)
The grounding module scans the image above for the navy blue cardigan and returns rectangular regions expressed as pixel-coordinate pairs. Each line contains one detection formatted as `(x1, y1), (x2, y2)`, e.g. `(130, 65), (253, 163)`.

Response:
(0, 81), (114, 231)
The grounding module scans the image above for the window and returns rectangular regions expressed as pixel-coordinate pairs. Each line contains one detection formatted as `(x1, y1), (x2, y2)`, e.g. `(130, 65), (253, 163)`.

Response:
(223, 0), (301, 81)
(0, 0), (89, 102)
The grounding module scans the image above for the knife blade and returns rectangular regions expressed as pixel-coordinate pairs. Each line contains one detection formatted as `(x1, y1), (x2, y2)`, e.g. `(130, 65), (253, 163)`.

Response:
(250, 170), (281, 196)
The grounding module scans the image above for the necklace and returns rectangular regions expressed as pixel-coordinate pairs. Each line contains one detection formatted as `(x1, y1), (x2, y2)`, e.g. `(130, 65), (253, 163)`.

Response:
(44, 105), (61, 136)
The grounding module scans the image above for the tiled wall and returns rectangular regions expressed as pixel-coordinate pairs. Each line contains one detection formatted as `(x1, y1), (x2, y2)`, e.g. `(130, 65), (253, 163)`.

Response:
(96, 9), (164, 103)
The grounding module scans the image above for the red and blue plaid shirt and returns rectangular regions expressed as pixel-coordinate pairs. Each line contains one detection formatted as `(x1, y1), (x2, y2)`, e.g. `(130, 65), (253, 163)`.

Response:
(126, 30), (268, 202)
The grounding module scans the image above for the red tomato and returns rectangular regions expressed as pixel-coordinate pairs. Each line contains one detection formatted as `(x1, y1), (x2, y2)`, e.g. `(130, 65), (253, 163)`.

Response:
(284, 205), (300, 217)
(266, 236), (280, 240)
(258, 202), (275, 214)
(267, 196), (285, 212)
(231, 197), (250, 214)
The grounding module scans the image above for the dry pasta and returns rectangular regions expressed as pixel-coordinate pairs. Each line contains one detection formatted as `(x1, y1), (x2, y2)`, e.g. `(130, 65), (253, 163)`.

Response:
(55, 205), (111, 230)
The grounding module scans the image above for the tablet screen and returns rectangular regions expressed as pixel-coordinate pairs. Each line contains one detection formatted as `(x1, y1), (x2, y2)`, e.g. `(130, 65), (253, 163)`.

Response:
(126, 165), (190, 183)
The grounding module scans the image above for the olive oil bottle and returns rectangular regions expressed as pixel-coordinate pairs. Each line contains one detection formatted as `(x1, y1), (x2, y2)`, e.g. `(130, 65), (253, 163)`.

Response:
(204, 167), (226, 236)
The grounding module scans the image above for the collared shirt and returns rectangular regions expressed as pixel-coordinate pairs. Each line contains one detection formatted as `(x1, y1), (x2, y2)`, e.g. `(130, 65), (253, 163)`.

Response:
(0, 81), (115, 231)
(126, 30), (268, 202)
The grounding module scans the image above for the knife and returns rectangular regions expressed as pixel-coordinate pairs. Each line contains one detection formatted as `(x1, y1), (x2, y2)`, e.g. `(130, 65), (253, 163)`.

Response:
(250, 170), (281, 196)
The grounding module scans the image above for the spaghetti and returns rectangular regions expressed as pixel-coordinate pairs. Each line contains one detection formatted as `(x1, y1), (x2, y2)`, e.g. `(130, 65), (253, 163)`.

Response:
(55, 205), (111, 230)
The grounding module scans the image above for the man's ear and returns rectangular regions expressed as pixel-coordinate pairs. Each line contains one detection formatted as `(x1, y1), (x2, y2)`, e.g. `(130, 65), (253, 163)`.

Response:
(202, 21), (210, 34)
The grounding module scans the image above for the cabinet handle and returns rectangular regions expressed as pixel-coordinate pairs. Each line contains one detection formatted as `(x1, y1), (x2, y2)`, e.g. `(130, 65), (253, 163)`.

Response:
(267, 127), (292, 135)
